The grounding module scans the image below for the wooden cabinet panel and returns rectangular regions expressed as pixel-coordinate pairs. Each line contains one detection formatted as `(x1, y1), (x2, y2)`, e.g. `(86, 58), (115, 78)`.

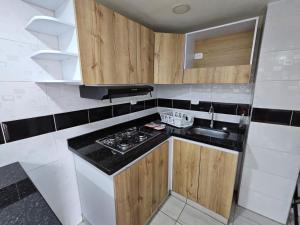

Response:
(197, 146), (238, 219)
(114, 163), (139, 225)
(154, 33), (185, 84)
(135, 25), (154, 84)
(193, 31), (254, 68)
(183, 65), (251, 84)
(75, 0), (142, 85)
(114, 142), (169, 225)
(138, 152), (153, 224)
(152, 142), (169, 210)
(114, 13), (137, 84)
(172, 140), (201, 202)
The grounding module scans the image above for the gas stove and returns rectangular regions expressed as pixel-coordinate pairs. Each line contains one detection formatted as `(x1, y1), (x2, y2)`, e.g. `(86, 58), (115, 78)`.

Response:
(95, 126), (160, 154)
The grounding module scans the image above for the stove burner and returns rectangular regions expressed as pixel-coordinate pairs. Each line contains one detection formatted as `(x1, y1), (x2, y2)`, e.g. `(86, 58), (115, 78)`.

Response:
(95, 126), (160, 154)
(118, 143), (130, 150)
(138, 135), (147, 142)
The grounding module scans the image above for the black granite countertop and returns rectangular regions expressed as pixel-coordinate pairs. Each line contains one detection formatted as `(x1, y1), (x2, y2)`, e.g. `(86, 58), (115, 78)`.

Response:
(68, 114), (245, 175)
(0, 162), (62, 225)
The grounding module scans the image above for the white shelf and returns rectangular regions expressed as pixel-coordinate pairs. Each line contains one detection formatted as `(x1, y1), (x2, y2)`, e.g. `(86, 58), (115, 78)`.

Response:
(36, 80), (81, 85)
(31, 50), (77, 61)
(26, 16), (74, 36)
(23, 0), (66, 10)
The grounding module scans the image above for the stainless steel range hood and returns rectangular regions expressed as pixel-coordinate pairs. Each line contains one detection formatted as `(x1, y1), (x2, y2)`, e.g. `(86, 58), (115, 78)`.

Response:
(79, 85), (154, 101)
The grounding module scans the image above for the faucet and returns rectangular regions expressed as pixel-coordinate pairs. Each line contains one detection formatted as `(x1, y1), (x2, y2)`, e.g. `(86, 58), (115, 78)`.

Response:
(209, 105), (214, 128)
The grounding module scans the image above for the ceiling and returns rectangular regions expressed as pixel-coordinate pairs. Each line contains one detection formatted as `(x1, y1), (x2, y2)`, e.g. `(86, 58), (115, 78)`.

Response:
(96, 0), (278, 33)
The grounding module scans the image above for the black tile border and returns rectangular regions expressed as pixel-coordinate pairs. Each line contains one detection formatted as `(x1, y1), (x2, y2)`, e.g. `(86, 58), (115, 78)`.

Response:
(113, 103), (131, 117)
(158, 98), (173, 108)
(2, 97), (299, 145)
(0, 100), (157, 144)
(89, 106), (113, 123)
(2, 116), (55, 143)
(54, 110), (89, 131)
(251, 108), (293, 126)
(173, 99), (191, 110)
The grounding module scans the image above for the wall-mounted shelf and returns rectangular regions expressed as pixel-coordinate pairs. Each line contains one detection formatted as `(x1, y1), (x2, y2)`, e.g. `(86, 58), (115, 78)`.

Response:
(35, 80), (81, 85)
(23, 0), (66, 11)
(183, 17), (259, 84)
(26, 16), (74, 36)
(31, 50), (77, 61)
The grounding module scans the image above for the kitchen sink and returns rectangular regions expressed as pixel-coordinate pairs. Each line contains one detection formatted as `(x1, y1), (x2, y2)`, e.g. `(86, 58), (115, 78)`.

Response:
(187, 127), (230, 139)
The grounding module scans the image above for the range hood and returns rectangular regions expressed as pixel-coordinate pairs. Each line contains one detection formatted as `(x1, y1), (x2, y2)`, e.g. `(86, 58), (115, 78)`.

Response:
(79, 85), (154, 101)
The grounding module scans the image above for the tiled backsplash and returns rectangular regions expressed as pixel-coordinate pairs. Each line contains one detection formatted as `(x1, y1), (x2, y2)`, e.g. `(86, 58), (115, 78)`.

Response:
(0, 100), (158, 144)
(158, 98), (250, 116)
(7, 97), (300, 146)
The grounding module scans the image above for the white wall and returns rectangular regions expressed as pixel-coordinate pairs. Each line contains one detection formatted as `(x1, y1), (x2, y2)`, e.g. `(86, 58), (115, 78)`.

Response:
(239, 0), (300, 223)
(156, 84), (253, 124)
(0, 1), (157, 224)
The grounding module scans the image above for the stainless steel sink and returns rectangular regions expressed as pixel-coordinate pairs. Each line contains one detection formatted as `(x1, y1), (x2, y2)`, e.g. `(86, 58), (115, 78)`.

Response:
(187, 127), (229, 139)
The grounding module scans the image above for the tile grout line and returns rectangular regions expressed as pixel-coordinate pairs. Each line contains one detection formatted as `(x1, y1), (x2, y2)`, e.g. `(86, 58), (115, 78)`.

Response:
(52, 115), (58, 131)
(0, 123), (7, 143)
(175, 202), (187, 224)
(290, 111), (294, 126)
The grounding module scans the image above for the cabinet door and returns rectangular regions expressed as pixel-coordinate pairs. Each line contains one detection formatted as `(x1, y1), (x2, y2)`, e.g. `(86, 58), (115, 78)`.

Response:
(172, 140), (201, 202)
(154, 33), (185, 84)
(135, 25), (154, 84)
(75, 0), (137, 84)
(114, 162), (139, 225)
(197, 146), (238, 219)
(152, 142), (169, 210)
(114, 142), (169, 225)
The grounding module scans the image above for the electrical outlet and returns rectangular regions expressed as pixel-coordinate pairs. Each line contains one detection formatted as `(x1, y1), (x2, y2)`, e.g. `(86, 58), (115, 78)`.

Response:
(194, 52), (204, 60)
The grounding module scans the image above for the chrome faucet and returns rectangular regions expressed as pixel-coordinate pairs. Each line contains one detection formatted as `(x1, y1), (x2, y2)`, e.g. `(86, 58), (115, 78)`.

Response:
(209, 105), (214, 128)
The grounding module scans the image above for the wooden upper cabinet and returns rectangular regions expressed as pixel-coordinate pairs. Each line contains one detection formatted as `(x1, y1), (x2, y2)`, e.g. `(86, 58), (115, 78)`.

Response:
(75, 0), (154, 85)
(135, 25), (154, 84)
(154, 33), (185, 84)
(183, 18), (259, 84)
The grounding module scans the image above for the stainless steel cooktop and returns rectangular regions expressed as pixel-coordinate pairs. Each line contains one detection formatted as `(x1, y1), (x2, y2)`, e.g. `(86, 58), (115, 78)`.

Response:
(95, 126), (160, 154)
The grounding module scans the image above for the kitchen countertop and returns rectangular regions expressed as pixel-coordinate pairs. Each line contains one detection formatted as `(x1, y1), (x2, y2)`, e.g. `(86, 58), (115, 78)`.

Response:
(0, 162), (62, 225)
(68, 114), (245, 175)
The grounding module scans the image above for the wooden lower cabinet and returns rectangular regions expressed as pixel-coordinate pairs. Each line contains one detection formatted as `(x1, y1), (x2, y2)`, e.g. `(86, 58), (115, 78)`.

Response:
(172, 140), (201, 202)
(114, 142), (169, 225)
(172, 139), (238, 219)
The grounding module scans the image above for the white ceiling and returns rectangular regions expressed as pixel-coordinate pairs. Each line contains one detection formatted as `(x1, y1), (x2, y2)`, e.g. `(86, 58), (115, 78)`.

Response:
(96, 0), (278, 32)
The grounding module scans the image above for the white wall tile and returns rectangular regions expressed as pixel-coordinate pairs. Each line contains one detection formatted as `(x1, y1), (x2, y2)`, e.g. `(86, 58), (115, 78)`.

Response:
(257, 49), (300, 81)
(0, 82), (51, 121)
(157, 84), (191, 100)
(238, 186), (291, 224)
(210, 84), (252, 104)
(0, 38), (60, 81)
(244, 145), (300, 179)
(253, 80), (300, 110)
(157, 84), (253, 104)
(247, 122), (300, 154)
(240, 167), (296, 201)
(261, 0), (300, 53)
(0, 0), (53, 44)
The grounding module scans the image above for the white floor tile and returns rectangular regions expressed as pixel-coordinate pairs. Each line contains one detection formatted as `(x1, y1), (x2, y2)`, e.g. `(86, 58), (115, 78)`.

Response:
(235, 207), (282, 225)
(149, 211), (176, 225)
(178, 205), (223, 225)
(160, 196), (186, 220)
